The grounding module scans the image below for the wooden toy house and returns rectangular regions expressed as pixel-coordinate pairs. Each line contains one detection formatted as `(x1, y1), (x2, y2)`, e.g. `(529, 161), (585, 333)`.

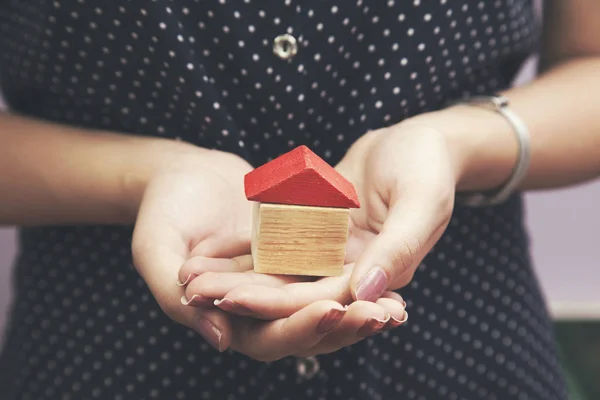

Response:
(244, 146), (360, 276)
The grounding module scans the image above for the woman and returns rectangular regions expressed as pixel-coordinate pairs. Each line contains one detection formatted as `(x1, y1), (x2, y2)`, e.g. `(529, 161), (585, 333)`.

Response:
(0, 0), (598, 398)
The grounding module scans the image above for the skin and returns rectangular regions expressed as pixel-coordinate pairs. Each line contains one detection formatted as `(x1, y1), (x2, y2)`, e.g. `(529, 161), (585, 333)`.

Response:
(1, 0), (600, 360)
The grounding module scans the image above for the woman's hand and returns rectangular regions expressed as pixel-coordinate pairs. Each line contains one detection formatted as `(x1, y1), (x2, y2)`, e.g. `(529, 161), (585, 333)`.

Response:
(176, 118), (465, 356)
(337, 119), (465, 301)
(129, 145), (404, 361)
(161, 112), (473, 359)
(130, 147), (257, 347)
(179, 256), (407, 360)
(182, 115), (469, 319)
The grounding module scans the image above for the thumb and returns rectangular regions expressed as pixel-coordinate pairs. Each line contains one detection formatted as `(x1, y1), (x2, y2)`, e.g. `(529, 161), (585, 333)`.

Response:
(350, 194), (452, 302)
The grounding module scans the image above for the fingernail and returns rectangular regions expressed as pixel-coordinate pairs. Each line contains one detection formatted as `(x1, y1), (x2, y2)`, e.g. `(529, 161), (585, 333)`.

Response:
(316, 308), (346, 334)
(180, 295), (213, 307)
(193, 318), (224, 352)
(176, 274), (197, 287)
(395, 295), (407, 309)
(382, 311), (408, 331)
(214, 298), (256, 317)
(355, 267), (388, 302)
(357, 314), (390, 337)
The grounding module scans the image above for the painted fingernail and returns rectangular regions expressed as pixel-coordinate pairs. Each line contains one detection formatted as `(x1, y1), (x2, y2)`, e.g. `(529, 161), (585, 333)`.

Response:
(382, 311), (409, 331)
(180, 294), (213, 307)
(355, 267), (388, 302)
(357, 313), (390, 337)
(214, 298), (256, 317)
(176, 274), (197, 287)
(193, 318), (224, 352)
(316, 307), (346, 334)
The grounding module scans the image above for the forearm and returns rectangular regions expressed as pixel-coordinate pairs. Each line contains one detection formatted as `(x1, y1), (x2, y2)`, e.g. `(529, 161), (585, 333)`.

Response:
(0, 112), (190, 226)
(412, 56), (600, 192)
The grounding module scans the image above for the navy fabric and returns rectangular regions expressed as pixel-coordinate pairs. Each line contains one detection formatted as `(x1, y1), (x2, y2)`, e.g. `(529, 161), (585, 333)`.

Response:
(0, 1), (567, 399)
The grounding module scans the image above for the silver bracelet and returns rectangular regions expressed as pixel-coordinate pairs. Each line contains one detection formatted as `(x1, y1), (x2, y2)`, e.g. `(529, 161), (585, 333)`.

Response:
(453, 95), (531, 207)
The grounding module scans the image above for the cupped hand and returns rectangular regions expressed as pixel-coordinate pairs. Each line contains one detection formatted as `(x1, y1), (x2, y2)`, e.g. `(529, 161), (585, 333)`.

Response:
(181, 118), (464, 326)
(130, 146), (255, 346)
(338, 119), (462, 301)
(130, 144), (403, 362)
(179, 255), (407, 360)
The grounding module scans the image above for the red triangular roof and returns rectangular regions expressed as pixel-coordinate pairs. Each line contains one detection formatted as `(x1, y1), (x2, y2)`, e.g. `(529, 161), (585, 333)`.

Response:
(244, 146), (360, 208)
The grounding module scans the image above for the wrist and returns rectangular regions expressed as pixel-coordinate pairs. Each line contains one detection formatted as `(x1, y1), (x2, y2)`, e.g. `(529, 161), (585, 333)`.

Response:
(404, 104), (520, 193)
(0, 112), (210, 226)
(118, 137), (206, 223)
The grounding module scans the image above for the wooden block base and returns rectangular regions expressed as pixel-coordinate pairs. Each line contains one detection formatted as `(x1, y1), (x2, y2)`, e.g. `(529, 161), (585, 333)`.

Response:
(252, 203), (349, 276)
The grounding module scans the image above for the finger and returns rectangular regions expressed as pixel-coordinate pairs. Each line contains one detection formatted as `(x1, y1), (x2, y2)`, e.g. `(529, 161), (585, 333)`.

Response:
(375, 297), (408, 330)
(298, 297), (408, 357)
(294, 301), (389, 357)
(132, 205), (233, 352)
(188, 307), (234, 352)
(184, 271), (303, 308)
(177, 254), (253, 287)
(349, 184), (453, 302)
(229, 300), (347, 362)
(216, 272), (352, 319)
(216, 278), (401, 320)
(381, 291), (407, 308)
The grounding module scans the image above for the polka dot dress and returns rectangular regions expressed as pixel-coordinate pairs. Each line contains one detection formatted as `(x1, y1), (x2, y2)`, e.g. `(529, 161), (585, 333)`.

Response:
(0, 1), (569, 399)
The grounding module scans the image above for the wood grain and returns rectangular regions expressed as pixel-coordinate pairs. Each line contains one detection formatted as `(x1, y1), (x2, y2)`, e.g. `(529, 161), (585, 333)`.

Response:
(252, 202), (349, 276)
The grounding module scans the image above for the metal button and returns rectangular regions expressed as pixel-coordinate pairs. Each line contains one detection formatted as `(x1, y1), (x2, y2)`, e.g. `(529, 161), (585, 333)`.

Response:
(273, 34), (298, 60)
(296, 356), (320, 379)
